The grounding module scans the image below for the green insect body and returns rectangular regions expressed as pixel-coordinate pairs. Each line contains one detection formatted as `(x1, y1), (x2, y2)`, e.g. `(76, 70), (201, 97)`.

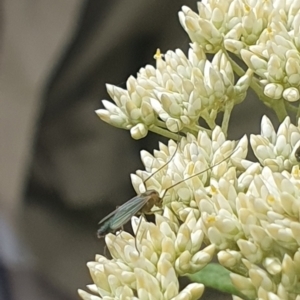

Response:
(97, 190), (162, 238)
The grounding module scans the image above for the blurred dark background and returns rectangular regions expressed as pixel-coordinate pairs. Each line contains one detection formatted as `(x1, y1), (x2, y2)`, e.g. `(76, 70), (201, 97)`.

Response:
(0, 1), (277, 299)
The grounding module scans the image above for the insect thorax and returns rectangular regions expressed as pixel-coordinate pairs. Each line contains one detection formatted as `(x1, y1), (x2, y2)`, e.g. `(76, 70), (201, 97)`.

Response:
(140, 189), (162, 214)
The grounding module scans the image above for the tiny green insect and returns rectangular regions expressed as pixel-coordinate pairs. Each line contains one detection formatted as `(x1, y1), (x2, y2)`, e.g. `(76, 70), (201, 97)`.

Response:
(97, 189), (162, 238)
(97, 141), (179, 238)
(97, 146), (236, 238)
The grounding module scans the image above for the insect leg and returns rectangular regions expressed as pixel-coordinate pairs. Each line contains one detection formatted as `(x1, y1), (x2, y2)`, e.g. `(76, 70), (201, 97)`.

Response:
(133, 215), (145, 254)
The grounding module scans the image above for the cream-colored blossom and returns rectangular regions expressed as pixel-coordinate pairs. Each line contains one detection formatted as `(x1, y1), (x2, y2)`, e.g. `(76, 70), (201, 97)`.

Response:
(250, 115), (300, 172)
(80, 125), (250, 299)
(179, 0), (300, 103)
(202, 116), (300, 299)
(82, 0), (300, 297)
(132, 126), (248, 223)
(84, 114), (300, 299)
(179, 0), (273, 54)
(224, 152), (300, 299)
(218, 250), (242, 269)
(229, 256), (300, 300)
(131, 127), (253, 254)
(237, 164), (300, 253)
(241, 15), (300, 102)
(79, 208), (207, 300)
(96, 45), (250, 139)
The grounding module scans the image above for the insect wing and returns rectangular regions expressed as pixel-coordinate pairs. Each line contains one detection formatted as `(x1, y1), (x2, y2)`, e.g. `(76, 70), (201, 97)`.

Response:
(108, 193), (152, 231)
(98, 206), (123, 225)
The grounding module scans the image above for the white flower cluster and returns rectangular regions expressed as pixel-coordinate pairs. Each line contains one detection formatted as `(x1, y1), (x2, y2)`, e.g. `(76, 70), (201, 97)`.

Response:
(96, 45), (250, 139)
(251, 116), (300, 171)
(80, 116), (300, 300)
(179, 0), (300, 102)
(147, 116), (300, 299)
(131, 125), (248, 222)
(82, 0), (300, 298)
(179, 0), (273, 54)
(78, 208), (212, 300)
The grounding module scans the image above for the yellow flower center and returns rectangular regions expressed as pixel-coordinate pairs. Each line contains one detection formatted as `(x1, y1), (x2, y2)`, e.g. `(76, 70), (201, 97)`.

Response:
(154, 48), (163, 60)
(207, 215), (216, 224)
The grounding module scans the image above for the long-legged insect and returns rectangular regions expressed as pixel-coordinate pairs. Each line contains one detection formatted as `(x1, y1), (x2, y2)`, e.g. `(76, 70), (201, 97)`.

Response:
(97, 140), (180, 238)
(97, 143), (236, 238)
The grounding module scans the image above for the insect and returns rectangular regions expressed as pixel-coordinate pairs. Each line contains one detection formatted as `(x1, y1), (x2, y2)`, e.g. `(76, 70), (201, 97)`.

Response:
(97, 143), (236, 239)
(97, 142), (180, 238)
(97, 189), (162, 238)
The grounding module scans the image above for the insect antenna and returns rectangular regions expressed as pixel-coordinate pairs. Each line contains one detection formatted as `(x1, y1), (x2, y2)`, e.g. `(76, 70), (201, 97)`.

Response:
(142, 138), (181, 187)
(159, 148), (238, 200)
(138, 121), (182, 188)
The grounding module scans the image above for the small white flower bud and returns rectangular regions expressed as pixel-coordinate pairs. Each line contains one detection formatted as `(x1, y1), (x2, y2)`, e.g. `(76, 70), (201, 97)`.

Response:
(283, 87), (299, 102)
(130, 123), (148, 139)
(264, 83), (283, 99)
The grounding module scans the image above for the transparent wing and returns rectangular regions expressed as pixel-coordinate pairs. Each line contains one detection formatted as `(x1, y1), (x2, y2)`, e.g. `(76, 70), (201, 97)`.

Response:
(109, 193), (151, 231)
(98, 206), (121, 225)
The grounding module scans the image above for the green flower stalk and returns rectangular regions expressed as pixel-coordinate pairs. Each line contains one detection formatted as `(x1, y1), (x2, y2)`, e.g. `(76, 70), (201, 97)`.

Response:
(79, 0), (300, 299)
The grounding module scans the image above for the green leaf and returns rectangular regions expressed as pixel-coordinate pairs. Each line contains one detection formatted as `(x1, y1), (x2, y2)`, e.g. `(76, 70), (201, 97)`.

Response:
(186, 263), (249, 299)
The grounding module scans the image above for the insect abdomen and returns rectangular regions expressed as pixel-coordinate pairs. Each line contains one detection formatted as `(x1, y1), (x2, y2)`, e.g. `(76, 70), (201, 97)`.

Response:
(97, 220), (112, 238)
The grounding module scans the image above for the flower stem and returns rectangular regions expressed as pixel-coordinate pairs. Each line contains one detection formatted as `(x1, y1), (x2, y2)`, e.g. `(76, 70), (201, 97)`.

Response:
(284, 101), (298, 114)
(201, 110), (216, 129)
(156, 120), (168, 128)
(221, 101), (234, 136)
(150, 125), (179, 140)
(297, 104), (300, 120)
